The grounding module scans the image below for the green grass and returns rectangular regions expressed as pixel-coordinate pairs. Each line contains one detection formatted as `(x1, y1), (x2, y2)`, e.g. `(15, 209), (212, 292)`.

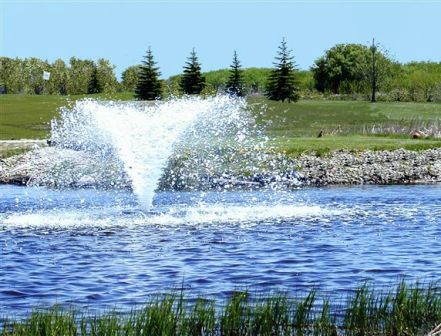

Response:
(248, 97), (441, 155)
(1, 94), (440, 154)
(268, 135), (441, 156)
(1, 281), (440, 335)
(0, 93), (134, 139)
(250, 98), (441, 137)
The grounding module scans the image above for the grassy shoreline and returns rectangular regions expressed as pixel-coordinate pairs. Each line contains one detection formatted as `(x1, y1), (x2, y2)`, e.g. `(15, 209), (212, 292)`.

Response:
(1, 94), (440, 156)
(1, 281), (440, 335)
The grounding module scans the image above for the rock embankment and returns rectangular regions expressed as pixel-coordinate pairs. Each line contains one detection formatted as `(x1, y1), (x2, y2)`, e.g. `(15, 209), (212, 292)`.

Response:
(292, 148), (441, 186)
(0, 147), (129, 189)
(0, 147), (440, 188)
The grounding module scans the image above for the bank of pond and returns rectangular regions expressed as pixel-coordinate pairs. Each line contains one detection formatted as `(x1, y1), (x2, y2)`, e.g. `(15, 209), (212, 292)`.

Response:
(1, 281), (440, 336)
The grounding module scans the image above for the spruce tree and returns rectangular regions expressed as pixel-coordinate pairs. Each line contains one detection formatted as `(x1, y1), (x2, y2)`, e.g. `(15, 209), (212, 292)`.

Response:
(135, 47), (162, 100)
(180, 48), (205, 94)
(266, 38), (300, 102)
(226, 51), (245, 97)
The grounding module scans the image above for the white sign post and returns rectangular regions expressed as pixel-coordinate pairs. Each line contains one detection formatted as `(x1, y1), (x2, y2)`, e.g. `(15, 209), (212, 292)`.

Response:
(43, 71), (51, 80)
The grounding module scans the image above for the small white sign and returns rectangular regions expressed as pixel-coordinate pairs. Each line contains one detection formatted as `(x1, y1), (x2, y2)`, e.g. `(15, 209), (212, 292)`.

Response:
(43, 71), (51, 80)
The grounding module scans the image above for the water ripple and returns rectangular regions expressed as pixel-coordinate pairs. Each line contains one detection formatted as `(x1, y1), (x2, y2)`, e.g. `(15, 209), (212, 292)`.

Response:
(0, 184), (440, 316)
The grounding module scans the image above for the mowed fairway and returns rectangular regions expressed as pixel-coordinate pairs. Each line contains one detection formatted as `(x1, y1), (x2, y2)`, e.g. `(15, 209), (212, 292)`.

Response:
(0, 93), (134, 139)
(1, 94), (440, 155)
(0, 95), (69, 139)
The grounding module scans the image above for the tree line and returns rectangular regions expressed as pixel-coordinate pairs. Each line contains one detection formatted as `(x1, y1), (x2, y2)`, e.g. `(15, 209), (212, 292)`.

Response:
(0, 57), (118, 95)
(311, 41), (441, 102)
(1, 39), (440, 102)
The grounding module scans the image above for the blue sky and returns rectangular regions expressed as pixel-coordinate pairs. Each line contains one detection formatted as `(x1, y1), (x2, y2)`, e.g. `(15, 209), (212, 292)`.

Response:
(1, 1), (440, 79)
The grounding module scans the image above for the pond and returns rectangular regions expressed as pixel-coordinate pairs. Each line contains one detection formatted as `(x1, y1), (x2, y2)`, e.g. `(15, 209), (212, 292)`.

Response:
(1, 184), (440, 316)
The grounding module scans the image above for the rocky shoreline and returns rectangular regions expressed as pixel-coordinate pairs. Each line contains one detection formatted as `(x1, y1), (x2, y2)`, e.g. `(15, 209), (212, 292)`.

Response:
(290, 147), (441, 186)
(0, 147), (440, 189)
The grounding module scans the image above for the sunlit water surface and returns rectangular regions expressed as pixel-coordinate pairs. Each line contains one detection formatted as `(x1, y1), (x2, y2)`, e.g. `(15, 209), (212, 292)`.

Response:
(1, 184), (440, 315)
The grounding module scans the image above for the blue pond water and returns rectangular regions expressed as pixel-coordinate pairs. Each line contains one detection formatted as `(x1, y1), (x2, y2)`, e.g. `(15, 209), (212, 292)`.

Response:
(0, 184), (440, 315)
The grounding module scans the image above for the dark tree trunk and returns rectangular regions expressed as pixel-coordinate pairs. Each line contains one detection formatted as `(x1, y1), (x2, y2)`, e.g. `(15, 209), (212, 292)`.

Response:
(371, 38), (377, 103)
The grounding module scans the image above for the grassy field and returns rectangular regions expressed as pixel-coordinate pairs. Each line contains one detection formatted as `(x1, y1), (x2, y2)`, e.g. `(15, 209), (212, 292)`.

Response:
(252, 98), (441, 137)
(1, 281), (440, 336)
(0, 93), (133, 140)
(1, 94), (440, 155)
(248, 98), (441, 154)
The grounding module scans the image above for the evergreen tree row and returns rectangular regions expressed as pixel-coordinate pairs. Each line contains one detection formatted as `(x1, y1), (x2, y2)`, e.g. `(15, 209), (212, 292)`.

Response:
(135, 39), (299, 102)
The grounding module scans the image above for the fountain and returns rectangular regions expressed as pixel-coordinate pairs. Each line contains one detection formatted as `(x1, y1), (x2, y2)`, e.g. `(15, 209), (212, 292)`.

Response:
(49, 95), (271, 210)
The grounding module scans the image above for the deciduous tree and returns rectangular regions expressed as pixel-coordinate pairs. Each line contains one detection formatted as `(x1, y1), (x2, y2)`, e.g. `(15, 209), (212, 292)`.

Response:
(46, 59), (69, 95)
(96, 58), (118, 94)
(364, 39), (395, 102)
(312, 44), (369, 94)
(67, 57), (95, 94)
(121, 65), (141, 92)
(312, 42), (395, 97)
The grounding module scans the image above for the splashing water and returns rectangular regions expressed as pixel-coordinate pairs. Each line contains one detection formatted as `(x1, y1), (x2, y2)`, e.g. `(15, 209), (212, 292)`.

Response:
(50, 96), (262, 210)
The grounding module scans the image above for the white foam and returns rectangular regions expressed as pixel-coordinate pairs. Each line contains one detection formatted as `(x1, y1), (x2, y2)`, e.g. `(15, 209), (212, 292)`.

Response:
(0, 204), (337, 229)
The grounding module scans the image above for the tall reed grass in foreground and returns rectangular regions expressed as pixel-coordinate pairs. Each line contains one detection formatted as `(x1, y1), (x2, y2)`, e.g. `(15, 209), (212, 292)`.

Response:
(1, 281), (440, 335)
